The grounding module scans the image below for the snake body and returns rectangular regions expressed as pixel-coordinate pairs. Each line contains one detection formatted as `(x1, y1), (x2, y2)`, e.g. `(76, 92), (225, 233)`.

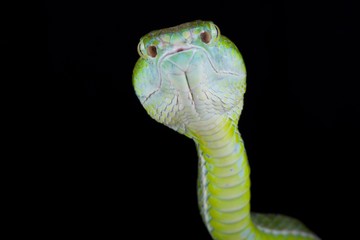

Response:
(133, 20), (319, 240)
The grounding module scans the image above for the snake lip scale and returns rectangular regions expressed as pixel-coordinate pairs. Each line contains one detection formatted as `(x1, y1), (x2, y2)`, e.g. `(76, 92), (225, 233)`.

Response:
(133, 20), (320, 240)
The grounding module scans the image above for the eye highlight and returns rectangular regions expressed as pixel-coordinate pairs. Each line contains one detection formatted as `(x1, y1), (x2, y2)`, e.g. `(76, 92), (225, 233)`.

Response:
(200, 31), (212, 44)
(200, 23), (221, 44)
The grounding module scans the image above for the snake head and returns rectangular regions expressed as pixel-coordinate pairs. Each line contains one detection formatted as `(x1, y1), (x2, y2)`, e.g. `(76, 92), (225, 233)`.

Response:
(133, 20), (246, 138)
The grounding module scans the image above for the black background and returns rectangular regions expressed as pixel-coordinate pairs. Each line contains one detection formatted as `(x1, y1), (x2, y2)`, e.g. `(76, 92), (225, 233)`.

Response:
(40, 1), (359, 239)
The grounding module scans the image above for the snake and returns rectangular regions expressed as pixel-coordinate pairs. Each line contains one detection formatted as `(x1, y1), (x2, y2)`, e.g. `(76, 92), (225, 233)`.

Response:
(132, 20), (320, 240)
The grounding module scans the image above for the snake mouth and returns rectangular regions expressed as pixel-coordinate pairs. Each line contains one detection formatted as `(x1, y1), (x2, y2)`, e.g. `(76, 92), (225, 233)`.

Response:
(159, 47), (199, 76)
(157, 46), (196, 74)
(162, 46), (195, 59)
(175, 47), (187, 53)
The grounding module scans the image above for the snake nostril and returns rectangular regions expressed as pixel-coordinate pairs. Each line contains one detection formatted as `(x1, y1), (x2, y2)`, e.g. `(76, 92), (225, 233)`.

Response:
(200, 31), (211, 44)
(147, 45), (157, 58)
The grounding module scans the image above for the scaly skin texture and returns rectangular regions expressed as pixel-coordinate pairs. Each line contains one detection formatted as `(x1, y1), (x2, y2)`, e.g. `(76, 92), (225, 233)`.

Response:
(133, 20), (320, 240)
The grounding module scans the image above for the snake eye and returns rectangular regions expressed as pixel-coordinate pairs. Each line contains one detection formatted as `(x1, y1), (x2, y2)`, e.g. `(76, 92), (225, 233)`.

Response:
(200, 31), (212, 44)
(213, 24), (221, 42)
(147, 45), (157, 58)
(137, 41), (157, 59)
(137, 41), (146, 58)
(200, 23), (221, 44)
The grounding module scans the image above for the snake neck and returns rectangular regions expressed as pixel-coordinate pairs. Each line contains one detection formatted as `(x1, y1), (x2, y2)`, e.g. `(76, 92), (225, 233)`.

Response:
(192, 116), (260, 239)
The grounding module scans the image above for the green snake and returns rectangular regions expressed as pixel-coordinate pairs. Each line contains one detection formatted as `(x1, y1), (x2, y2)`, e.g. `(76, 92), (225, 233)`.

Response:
(132, 20), (320, 240)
